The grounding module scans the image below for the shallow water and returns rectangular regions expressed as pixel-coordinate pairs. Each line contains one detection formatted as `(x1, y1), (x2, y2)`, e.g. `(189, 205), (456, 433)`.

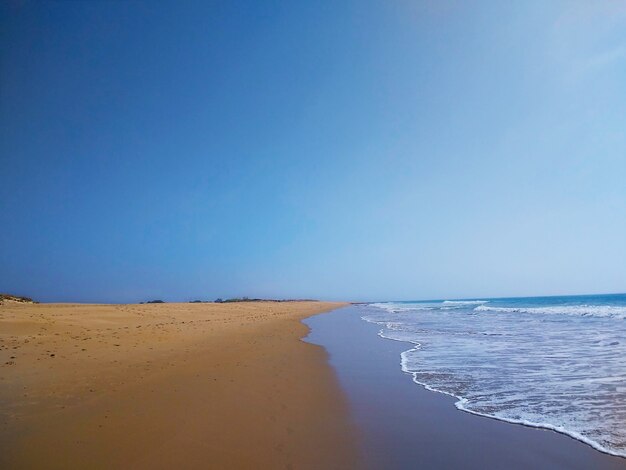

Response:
(363, 293), (626, 457)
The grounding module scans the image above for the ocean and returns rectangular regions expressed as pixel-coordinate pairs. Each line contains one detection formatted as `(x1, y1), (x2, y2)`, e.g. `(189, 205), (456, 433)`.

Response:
(362, 293), (626, 458)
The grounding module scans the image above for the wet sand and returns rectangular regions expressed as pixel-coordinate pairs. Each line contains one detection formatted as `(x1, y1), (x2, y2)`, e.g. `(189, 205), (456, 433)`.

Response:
(0, 301), (356, 469)
(305, 305), (626, 470)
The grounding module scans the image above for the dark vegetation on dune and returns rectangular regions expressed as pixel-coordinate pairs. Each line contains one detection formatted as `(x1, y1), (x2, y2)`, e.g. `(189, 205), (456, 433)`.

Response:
(215, 297), (317, 303)
(140, 297), (319, 304)
(0, 293), (37, 304)
(0, 294), (317, 305)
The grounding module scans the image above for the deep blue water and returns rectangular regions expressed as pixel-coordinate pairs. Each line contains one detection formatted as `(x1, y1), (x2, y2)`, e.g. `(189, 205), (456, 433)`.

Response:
(363, 293), (626, 457)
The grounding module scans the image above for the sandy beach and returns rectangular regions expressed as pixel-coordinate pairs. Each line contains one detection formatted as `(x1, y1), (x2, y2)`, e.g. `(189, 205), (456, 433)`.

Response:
(0, 300), (356, 469)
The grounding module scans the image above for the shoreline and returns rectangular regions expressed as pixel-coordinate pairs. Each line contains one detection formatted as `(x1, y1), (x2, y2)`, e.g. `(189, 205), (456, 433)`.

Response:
(305, 305), (626, 469)
(0, 301), (357, 469)
(378, 325), (626, 460)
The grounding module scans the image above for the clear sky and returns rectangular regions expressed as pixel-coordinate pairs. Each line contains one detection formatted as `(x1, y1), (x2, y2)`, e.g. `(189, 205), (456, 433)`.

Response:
(1, 1), (625, 303)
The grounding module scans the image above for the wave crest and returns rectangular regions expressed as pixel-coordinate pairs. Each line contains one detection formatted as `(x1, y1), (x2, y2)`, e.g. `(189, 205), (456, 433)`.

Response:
(474, 304), (626, 320)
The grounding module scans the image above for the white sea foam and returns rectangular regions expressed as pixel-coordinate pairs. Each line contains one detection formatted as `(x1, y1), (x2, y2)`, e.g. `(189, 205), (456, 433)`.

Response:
(474, 304), (626, 320)
(368, 302), (435, 313)
(363, 297), (626, 458)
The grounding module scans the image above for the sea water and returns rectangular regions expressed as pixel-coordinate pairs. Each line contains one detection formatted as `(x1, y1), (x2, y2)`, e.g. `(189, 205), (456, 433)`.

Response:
(362, 293), (626, 457)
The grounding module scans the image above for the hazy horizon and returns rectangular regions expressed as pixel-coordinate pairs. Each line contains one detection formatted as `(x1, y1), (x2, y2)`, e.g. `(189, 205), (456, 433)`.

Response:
(2, 1), (625, 303)
(6, 291), (624, 306)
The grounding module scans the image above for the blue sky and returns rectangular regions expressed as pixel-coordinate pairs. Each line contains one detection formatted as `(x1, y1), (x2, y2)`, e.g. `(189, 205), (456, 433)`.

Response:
(1, 1), (625, 302)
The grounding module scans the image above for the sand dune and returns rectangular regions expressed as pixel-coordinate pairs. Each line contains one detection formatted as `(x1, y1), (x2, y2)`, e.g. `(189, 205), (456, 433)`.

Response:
(0, 301), (356, 469)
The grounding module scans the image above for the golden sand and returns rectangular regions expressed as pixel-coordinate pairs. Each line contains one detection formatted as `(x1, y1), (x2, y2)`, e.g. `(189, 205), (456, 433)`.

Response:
(0, 301), (357, 469)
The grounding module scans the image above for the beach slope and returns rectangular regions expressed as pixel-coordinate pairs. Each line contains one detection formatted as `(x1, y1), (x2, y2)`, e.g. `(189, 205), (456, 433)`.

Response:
(0, 300), (355, 469)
